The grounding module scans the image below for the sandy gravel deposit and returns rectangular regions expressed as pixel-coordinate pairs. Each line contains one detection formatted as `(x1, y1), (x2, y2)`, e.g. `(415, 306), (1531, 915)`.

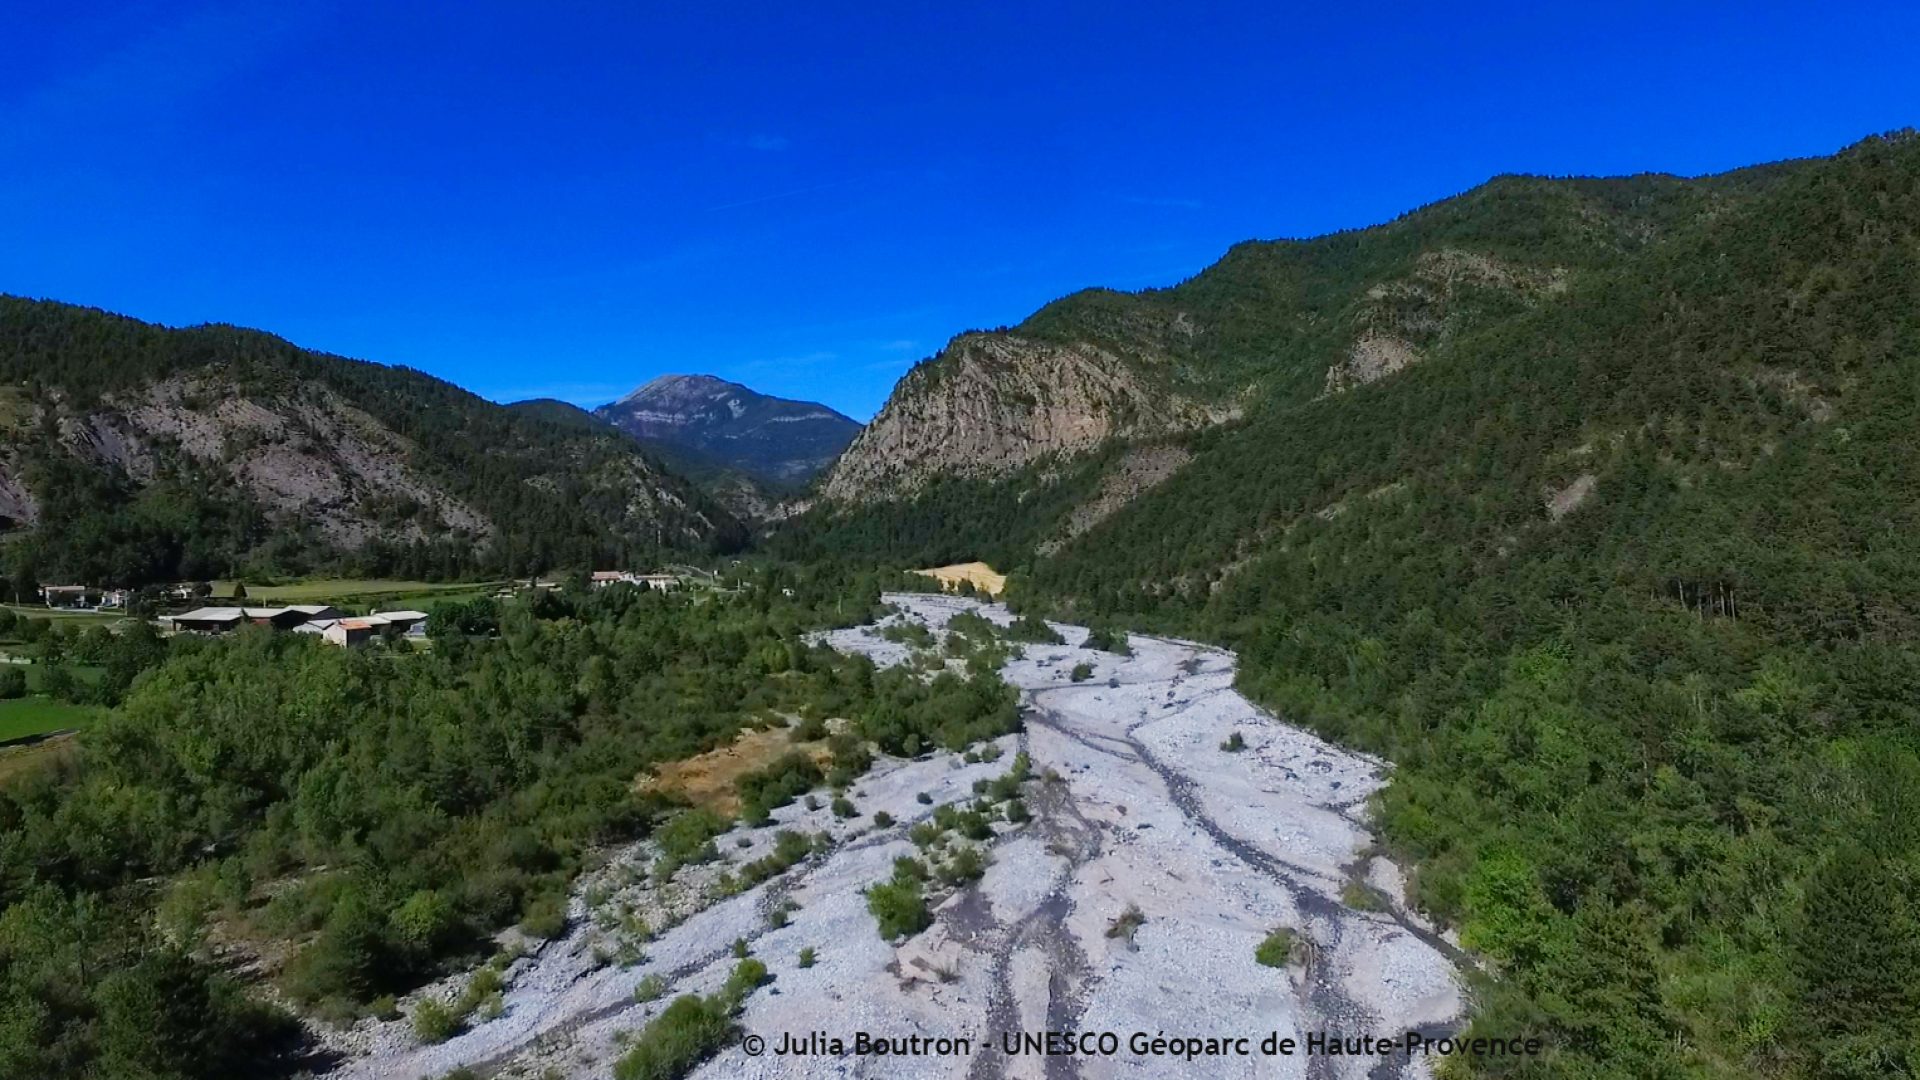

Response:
(324, 594), (1463, 1080)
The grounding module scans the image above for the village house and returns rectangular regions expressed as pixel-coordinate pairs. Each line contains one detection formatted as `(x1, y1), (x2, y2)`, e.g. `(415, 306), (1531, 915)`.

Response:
(37, 585), (138, 611)
(39, 585), (103, 609)
(590, 571), (680, 592)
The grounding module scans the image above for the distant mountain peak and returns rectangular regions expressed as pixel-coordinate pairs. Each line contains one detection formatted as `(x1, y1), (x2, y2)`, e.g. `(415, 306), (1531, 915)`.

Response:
(615, 373), (744, 405)
(594, 373), (860, 485)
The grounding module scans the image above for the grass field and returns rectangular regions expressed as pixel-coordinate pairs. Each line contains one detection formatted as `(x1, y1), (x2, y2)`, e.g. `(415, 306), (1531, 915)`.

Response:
(1, 604), (121, 623)
(0, 697), (102, 743)
(211, 579), (505, 606)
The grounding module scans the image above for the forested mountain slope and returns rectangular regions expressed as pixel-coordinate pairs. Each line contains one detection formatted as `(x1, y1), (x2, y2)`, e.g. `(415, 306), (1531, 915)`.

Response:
(0, 299), (744, 584)
(787, 133), (1920, 1078)
(507, 395), (790, 522)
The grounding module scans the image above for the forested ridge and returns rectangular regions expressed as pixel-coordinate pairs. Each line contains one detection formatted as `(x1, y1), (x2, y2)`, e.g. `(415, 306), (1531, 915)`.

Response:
(0, 298), (746, 586)
(787, 133), (1920, 1078)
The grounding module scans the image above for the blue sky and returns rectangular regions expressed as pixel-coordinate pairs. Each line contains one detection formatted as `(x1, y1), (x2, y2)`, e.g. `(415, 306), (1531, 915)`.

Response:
(4, 2), (1916, 420)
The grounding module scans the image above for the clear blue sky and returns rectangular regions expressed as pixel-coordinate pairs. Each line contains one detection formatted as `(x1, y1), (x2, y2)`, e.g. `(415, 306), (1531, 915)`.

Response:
(4, 2), (1915, 420)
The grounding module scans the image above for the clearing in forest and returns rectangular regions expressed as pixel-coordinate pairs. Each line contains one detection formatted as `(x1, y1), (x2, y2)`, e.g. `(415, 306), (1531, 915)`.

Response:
(911, 561), (1006, 596)
(639, 723), (831, 816)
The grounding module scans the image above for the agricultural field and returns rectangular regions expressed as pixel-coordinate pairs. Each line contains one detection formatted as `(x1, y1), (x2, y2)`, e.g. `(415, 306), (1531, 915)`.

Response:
(0, 697), (101, 743)
(208, 578), (506, 607)
(0, 604), (121, 624)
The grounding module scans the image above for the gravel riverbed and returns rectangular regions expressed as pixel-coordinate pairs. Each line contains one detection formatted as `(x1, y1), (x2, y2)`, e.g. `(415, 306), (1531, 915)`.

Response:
(323, 594), (1462, 1080)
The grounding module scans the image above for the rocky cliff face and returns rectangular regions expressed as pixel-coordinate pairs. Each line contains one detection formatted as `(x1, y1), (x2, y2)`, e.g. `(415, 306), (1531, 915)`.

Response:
(0, 297), (742, 578)
(594, 374), (860, 485)
(820, 333), (1231, 501)
(0, 372), (727, 550)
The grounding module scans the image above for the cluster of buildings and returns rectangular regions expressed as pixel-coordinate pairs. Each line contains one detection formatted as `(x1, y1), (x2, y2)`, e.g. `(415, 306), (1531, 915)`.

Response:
(39, 585), (132, 610)
(161, 605), (429, 646)
(33, 568), (697, 645)
(590, 571), (681, 591)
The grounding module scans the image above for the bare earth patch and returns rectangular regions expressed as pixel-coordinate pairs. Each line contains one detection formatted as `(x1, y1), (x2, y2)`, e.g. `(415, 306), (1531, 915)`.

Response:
(640, 724), (830, 817)
(911, 562), (1007, 597)
(1545, 472), (1598, 521)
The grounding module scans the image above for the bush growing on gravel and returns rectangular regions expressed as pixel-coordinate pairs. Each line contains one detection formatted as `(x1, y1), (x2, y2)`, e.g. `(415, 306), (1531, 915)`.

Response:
(1341, 881), (1386, 912)
(956, 810), (994, 841)
(721, 958), (769, 1007)
(613, 994), (734, 1080)
(411, 998), (461, 1043)
(831, 797), (857, 819)
(736, 752), (824, 825)
(1106, 904), (1146, 944)
(1005, 616), (1063, 645)
(653, 809), (729, 880)
(731, 938), (749, 959)
(873, 810), (895, 827)
(1255, 928), (1297, 968)
(939, 846), (989, 885)
(1219, 731), (1246, 753)
(946, 611), (999, 642)
(739, 830), (815, 887)
(1070, 663), (1094, 682)
(866, 870), (932, 940)
(517, 892), (568, 939)
(1004, 799), (1031, 824)
(881, 622), (935, 648)
(984, 759), (1029, 802)
(633, 974), (666, 1003)
(1083, 627), (1132, 656)
(798, 947), (816, 968)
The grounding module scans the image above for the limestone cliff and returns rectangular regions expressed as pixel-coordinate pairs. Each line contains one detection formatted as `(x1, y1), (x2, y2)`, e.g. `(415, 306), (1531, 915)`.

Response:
(821, 332), (1229, 501)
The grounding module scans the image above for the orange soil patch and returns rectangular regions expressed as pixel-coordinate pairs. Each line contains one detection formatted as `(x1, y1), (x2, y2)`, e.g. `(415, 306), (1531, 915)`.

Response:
(911, 561), (1007, 597)
(640, 723), (832, 816)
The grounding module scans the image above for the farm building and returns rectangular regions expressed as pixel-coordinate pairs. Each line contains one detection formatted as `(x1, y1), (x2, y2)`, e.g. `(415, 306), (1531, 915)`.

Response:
(293, 610), (429, 646)
(163, 606), (345, 635)
(291, 619), (377, 647)
(164, 606), (310, 633)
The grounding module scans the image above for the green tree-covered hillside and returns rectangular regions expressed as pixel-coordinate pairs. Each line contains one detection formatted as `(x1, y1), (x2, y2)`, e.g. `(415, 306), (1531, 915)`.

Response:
(788, 133), (1920, 1078)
